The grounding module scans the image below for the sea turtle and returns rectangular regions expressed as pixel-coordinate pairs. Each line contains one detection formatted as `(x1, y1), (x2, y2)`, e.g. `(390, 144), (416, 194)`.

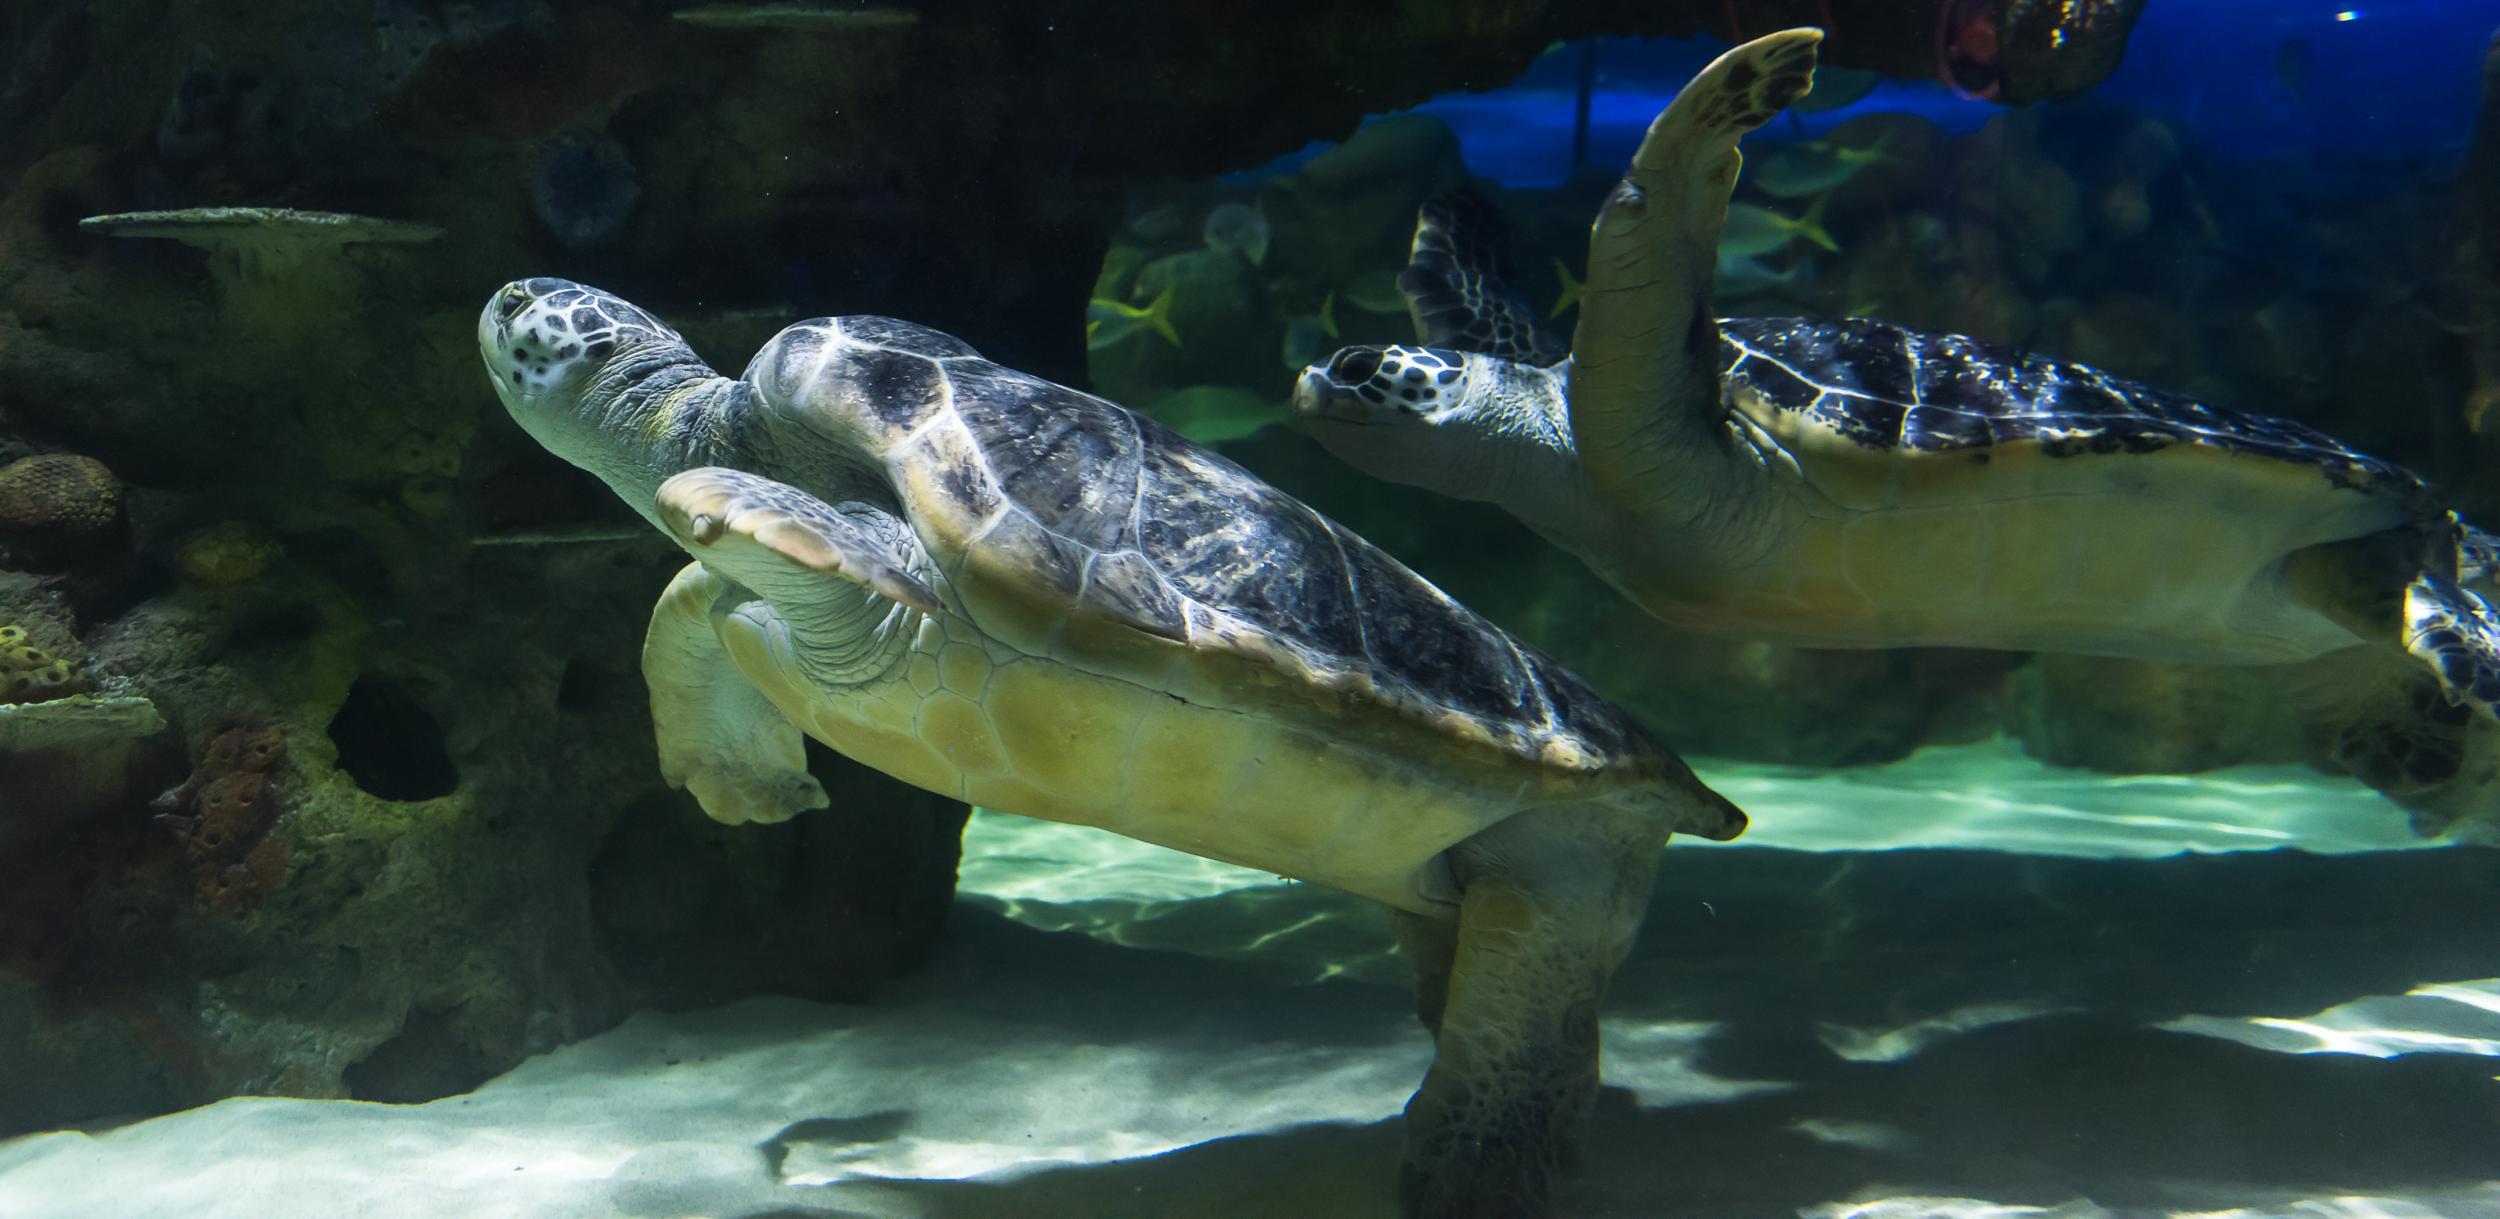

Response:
(478, 277), (1745, 1219)
(1292, 28), (2500, 798)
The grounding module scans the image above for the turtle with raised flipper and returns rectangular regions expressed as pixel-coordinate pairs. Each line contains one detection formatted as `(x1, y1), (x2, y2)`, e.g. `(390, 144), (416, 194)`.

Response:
(479, 274), (1745, 1219)
(1292, 28), (2500, 809)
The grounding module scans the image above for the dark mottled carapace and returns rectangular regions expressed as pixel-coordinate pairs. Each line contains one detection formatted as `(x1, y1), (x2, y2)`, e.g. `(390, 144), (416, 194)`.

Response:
(816, 319), (1653, 772)
(1720, 316), (2439, 512)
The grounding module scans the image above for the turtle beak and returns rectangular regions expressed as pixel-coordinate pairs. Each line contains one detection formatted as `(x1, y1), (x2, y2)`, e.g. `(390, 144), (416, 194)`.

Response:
(1292, 348), (1383, 424)
(1291, 367), (1362, 424)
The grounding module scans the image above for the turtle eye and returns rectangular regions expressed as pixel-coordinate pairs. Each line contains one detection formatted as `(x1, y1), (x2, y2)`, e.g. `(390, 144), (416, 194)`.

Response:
(1328, 347), (1382, 385)
(497, 286), (531, 325)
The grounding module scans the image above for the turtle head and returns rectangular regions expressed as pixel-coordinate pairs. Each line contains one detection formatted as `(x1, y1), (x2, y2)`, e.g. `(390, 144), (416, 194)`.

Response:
(1292, 343), (1582, 529)
(1292, 345), (1481, 430)
(479, 278), (690, 417)
(480, 278), (740, 516)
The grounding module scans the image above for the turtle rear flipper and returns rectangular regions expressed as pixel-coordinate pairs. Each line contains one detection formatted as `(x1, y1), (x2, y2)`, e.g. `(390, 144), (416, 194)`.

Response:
(1399, 186), (1568, 365)
(1572, 28), (1819, 502)
(1399, 803), (1667, 1219)
(2403, 573), (2500, 719)
(657, 466), (941, 614)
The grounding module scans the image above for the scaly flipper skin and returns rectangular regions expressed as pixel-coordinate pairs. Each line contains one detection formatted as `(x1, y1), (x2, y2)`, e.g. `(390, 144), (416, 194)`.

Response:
(657, 466), (941, 614)
(1572, 29), (1820, 504)
(2404, 573), (2500, 719)
(644, 562), (830, 825)
(1399, 807), (1664, 1219)
(1403, 186), (1570, 366)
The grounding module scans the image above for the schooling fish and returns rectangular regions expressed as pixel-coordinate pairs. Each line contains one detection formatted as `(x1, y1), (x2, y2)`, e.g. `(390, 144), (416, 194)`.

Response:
(1144, 384), (1284, 446)
(1748, 137), (1896, 199)
(1343, 270), (1409, 315)
(1086, 284), (1180, 350)
(1720, 196), (1837, 259)
(1715, 253), (1813, 297)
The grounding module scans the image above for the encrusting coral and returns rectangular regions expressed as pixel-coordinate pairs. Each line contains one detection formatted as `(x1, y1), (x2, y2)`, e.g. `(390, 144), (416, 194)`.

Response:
(0, 624), (89, 703)
(0, 455), (123, 568)
(174, 521), (283, 589)
(151, 723), (290, 915)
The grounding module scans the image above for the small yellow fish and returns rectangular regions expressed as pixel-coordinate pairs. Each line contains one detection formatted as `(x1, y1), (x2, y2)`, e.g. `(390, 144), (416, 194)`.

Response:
(1749, 135), (1899, 199)
(1715, 252), (1811, 297)
(1550, 258), (1581, 319)
(1146, 384), (1282, 445)
(1086, 284), (1180, 350)
(1720, 195), (1838, 259)
(1320, 291), (1339, 341)
(1342, 270), (1408, 315)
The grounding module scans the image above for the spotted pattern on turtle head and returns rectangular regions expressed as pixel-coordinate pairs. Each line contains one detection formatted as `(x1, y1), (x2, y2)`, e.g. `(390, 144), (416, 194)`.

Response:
(482, 277), (682, 397)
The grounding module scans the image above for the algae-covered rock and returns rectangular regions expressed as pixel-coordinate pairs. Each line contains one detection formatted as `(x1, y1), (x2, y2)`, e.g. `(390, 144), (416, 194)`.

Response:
(0, 692), (159, 752)
(78, 208), (442, 332)
(0, 690), (166, 863)
(671, 3), (921, 30)
(0, 530), (968, 1136)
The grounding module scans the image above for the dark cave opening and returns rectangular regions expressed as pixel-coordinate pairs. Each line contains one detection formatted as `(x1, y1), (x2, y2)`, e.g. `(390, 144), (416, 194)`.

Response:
(326, 676), (459, 802)
(341, 1007), (495, 1105)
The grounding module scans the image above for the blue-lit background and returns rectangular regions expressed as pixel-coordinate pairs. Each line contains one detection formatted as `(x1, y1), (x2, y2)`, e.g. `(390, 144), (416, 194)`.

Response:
(1241, 0), (2491, 187)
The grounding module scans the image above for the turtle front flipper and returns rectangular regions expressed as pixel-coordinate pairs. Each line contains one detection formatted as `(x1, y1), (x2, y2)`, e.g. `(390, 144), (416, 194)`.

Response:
(657, 466), (941, 614)
(1570, 29), (1819, 502)
(1401, 186), (1569, 365)
(2403, 573), (2500, 720)
(645, 561), (830, 825)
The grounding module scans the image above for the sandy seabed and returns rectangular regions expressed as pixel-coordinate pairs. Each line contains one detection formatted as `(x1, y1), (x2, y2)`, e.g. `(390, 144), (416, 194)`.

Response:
(5, 739), (2497, 1218)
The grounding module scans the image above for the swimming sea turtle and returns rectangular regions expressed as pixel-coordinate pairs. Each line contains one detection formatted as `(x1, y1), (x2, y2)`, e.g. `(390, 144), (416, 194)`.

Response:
(1292, 28), (2500, 798)
(479, 277), (1745, 1218)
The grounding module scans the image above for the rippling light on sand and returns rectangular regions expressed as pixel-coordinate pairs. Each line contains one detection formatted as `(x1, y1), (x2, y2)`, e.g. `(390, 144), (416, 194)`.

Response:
(958, 737), (2432, 957)
(3, 736), (2487, 1219)
(2163, 979), (2500, 1059)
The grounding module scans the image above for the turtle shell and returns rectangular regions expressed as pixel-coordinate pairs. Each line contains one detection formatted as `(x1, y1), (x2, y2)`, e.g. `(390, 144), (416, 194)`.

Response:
(1685, 315), (2450, 658)
(1719, 316), (2440, 514)
(742, 315), (1694, 796)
